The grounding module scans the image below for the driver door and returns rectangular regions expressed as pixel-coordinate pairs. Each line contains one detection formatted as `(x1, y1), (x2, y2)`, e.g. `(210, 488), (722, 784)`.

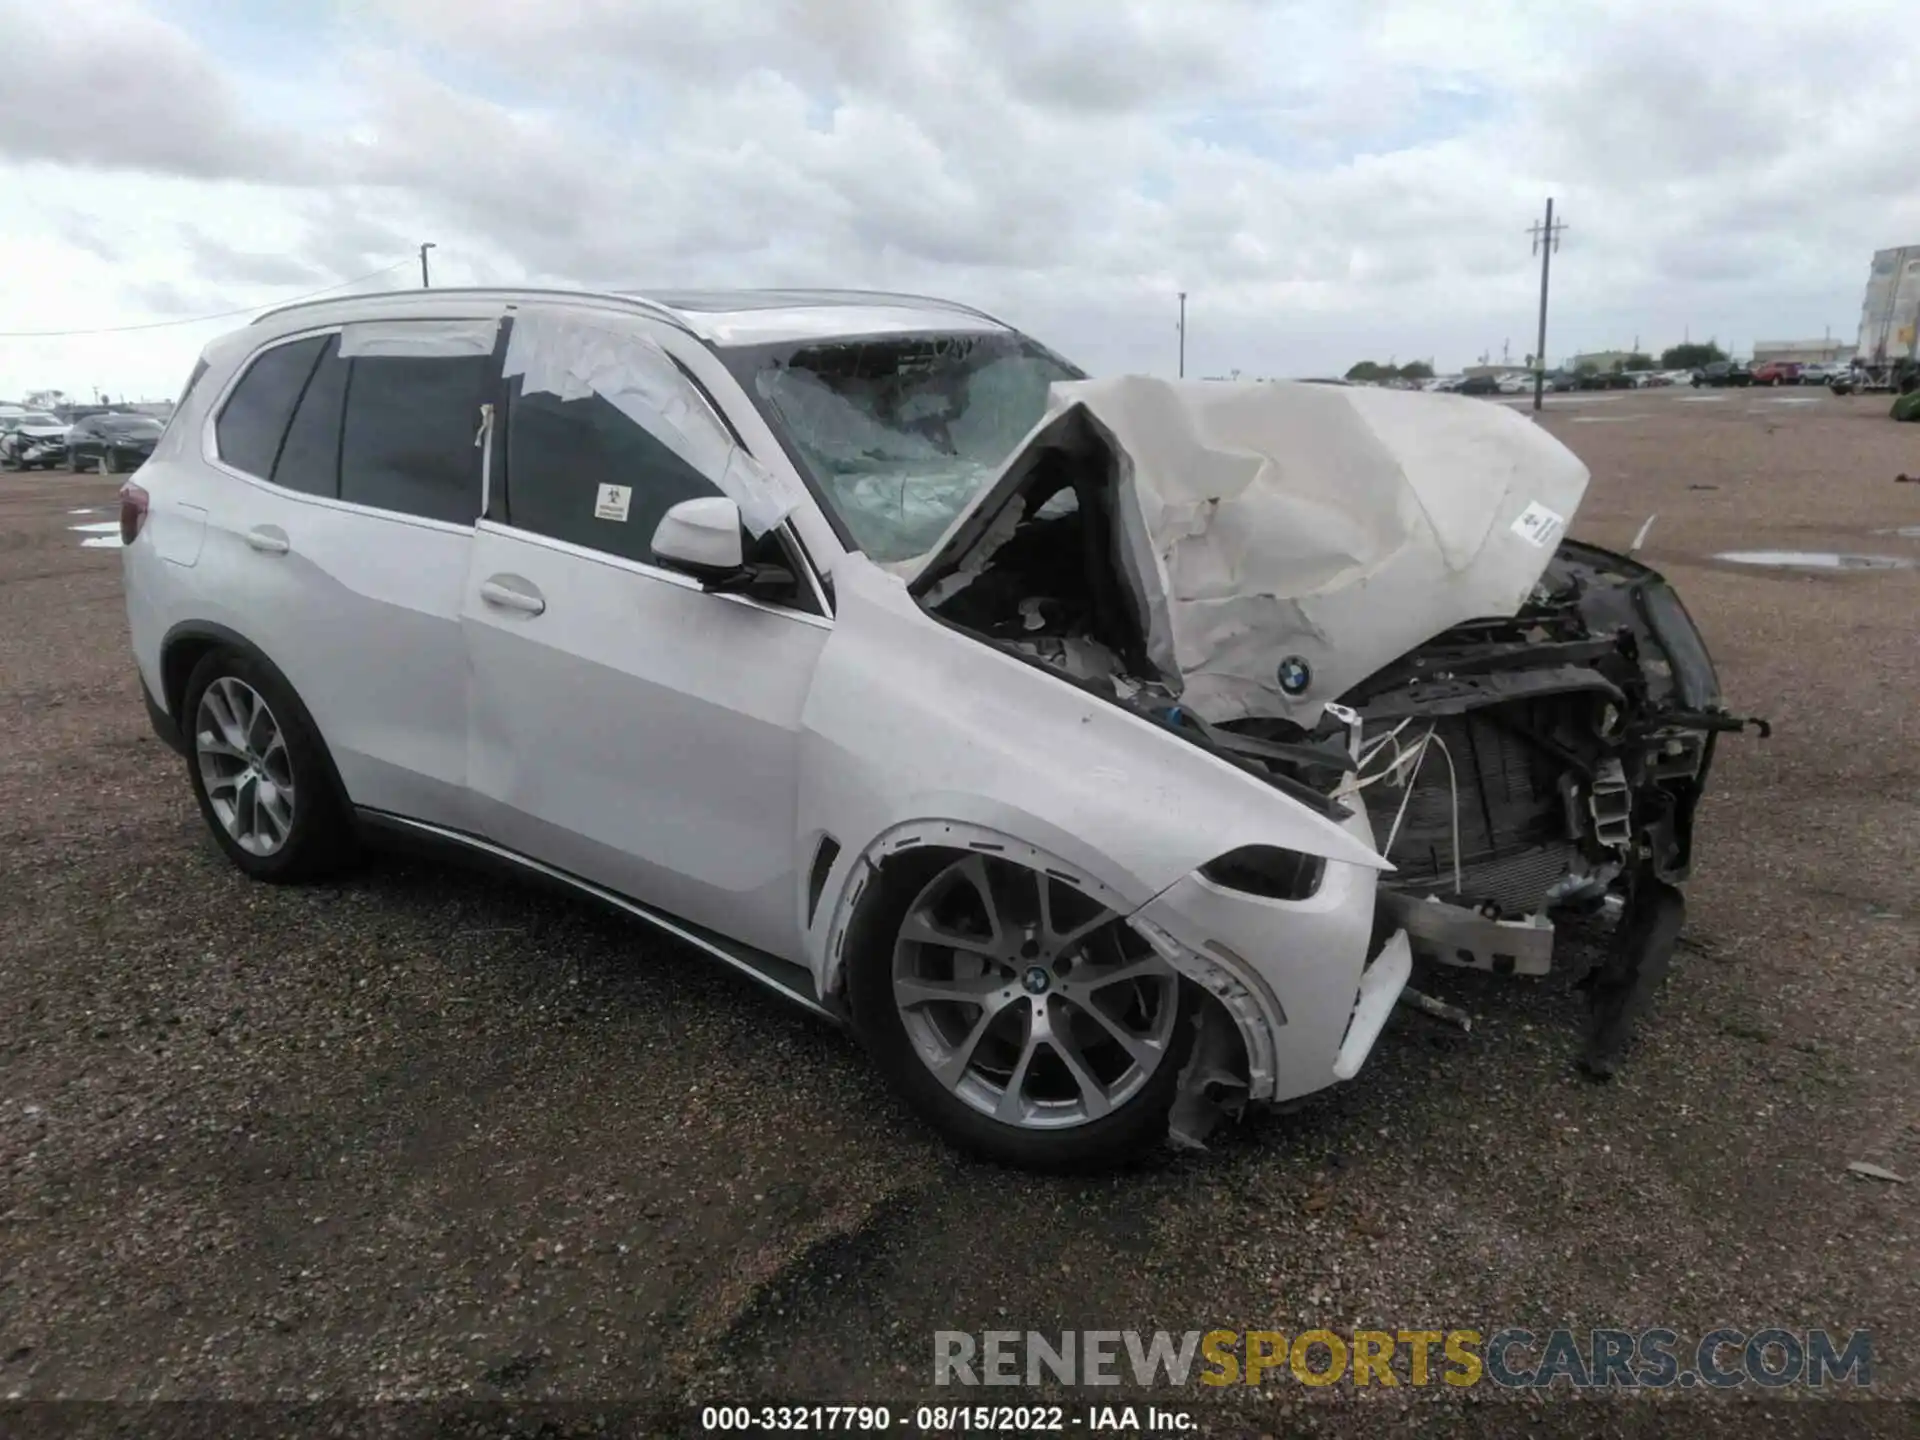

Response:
(461, 311), (830, 963)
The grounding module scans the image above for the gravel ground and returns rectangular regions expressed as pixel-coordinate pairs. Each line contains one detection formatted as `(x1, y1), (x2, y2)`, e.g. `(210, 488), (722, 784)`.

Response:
(1, 387), (1916, 1436)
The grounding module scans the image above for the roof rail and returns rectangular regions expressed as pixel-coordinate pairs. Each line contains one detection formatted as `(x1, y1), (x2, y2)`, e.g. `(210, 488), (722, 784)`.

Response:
(247, 285), (686, 329)
(749, 287), (1016, 330)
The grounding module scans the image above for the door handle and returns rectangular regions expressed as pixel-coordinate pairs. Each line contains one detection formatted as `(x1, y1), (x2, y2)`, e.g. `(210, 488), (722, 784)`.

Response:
(244, 526), (290, 555)
(479, 575), (546, 616)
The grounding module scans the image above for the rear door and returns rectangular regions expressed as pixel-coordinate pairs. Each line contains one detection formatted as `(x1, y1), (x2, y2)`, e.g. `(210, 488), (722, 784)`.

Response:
(461, 310), (829, 962)
(200, 316), (503, 829)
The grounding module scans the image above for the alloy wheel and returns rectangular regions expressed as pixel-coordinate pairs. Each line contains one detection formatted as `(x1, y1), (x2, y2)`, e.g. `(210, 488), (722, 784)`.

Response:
(891, 854), (1179, 1129)
(194, 676), (297, 856)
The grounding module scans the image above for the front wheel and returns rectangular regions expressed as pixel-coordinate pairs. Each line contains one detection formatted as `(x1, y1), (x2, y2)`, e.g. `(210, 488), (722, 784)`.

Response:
(846, 849), (1192, 1170)
(181, 649), (356, 881)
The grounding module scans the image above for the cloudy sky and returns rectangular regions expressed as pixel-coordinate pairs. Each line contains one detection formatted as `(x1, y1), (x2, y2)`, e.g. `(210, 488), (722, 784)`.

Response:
(2, 0), (1915, 401)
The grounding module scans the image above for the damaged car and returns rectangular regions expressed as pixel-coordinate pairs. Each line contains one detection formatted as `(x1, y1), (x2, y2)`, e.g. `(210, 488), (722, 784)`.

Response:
(0, 410), (71, 470)
(120, 288), (1758, 1170)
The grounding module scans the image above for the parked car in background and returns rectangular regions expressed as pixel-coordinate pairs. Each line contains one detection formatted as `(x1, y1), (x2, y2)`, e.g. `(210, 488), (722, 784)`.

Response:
(1692, 361), (1753, 387)
(1, 410), (71, 469)
(67, 412), (163, 473)
(1574, 370), (1631, 391)
(1496, 372), (1537, 394)
(1626, 370), (1670, 388)
(1750, 360), (1802, 387)
(116, 286), (1755, 1165)
(1796, 362), (1838, 386)
(1456, 374), (1501, 396)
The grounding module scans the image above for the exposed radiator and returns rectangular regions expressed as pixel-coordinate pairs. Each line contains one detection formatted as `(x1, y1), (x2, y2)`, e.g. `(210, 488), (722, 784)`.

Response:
(1362, 710), (1577, 908)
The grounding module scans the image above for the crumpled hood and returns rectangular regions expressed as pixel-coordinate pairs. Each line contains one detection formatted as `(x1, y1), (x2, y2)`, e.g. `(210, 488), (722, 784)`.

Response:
(13, 424), (68, 439)
(919, 376), (1591, 724)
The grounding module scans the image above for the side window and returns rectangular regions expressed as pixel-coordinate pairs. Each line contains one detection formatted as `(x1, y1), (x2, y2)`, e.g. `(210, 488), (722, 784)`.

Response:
(272, 335), (348, 498)
(339, 354), (488, 525)
(503, 383), (723, 564)
(215, 336), (327, 479)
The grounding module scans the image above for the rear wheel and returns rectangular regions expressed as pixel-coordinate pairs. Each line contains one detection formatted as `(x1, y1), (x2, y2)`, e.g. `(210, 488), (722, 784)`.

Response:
(847, 849), (1190, 1169)
(181, 649), (356, 881)
(103, 449), (121, 474)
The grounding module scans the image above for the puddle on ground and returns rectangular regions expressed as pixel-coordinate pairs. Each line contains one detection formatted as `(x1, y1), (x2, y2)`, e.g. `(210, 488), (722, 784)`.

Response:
(1871, 525), (1920, 537)
(80, 536), (120, 549)
(1678, 395), (1727, 403)
(1571, 414), (1647, 423)
(69, 521), (117, 534)
(1715, 550), (1916, 571)
(68, 508), (99, 516)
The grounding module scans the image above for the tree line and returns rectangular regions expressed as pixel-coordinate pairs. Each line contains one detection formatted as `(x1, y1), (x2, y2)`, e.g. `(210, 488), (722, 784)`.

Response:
(1345, 342), (1730, 382)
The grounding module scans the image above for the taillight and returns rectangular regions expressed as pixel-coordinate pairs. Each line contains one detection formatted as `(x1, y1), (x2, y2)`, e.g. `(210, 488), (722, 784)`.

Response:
(118, 482), (149, 545)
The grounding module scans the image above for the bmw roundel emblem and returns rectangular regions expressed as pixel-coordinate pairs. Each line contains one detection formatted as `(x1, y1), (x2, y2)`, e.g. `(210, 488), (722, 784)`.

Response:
(1278, 656), (1312, 696)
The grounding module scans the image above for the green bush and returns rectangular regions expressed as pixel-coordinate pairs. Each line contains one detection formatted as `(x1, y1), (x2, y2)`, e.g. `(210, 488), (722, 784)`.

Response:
(1893, 392), (1920, 422)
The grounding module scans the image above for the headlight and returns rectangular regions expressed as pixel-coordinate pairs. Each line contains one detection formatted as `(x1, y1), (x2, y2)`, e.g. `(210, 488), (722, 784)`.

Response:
(1199, 845), (1325, 901)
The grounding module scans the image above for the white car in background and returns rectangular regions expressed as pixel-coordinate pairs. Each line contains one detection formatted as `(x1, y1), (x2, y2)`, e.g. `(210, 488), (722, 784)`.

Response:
(0, 409), (72, 469)
(117, 288), (1752, 1167)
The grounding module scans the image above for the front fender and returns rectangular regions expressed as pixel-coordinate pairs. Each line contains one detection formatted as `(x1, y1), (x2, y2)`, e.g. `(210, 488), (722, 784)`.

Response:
(797, 557), (1388, 992)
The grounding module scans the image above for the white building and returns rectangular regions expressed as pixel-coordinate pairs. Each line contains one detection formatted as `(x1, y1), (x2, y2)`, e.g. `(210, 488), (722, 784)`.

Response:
(1751, 339), (1851, 365)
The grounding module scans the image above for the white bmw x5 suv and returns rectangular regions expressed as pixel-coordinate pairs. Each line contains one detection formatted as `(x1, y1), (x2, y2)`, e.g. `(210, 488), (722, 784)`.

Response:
(122, 288), (1747, 1167)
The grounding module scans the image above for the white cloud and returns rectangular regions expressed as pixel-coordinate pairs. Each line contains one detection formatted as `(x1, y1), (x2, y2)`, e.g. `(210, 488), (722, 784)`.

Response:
(2, 0), (1918, 399)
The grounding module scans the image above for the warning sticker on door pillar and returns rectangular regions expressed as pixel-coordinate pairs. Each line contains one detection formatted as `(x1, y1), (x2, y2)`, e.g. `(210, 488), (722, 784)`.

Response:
(593, 484), (632, 522)
(1510, 501), (1566, 549)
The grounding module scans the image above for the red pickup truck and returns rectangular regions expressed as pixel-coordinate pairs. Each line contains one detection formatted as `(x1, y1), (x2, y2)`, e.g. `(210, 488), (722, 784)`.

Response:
(1751, 360), (1803, 386)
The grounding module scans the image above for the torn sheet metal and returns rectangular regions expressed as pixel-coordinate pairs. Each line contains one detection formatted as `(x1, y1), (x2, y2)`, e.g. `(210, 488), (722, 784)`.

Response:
(503, 305), (800, 535)
(338, 318), (500, 358)
(920, 377), (1592, 724)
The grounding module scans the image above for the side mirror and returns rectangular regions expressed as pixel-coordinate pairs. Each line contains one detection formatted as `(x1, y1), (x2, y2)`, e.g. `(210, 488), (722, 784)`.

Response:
(651, 495), (745, 583)
(650, 495), (798, 599)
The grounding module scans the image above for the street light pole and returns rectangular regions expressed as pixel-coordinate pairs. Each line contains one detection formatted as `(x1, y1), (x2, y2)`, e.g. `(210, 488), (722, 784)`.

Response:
(1527, 199), (1566, 414)
(1178, 291), (1187, 379)
(419, 242), (436, 289)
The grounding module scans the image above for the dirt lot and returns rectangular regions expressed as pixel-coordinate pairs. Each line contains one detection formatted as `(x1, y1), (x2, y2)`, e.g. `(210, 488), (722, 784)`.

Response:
(2, 387), (1917, 1434)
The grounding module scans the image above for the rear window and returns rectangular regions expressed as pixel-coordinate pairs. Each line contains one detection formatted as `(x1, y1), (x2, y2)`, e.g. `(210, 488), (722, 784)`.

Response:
(338, 354), (488, 525)
(215, 337), (327, 479)
(272, 336), (348, 498)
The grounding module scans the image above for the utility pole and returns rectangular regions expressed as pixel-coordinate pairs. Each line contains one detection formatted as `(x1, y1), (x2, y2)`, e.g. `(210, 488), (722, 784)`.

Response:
(1177, 291), (1187, 379)
(1527, 199), (1566, 413)
(419, 242), (436, 289)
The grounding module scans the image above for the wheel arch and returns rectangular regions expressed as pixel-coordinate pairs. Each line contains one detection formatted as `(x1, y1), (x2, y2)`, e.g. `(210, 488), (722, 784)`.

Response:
(813, 817), (1258, 1110)
(811, 815), (1139, 1010)
(159, 620), (355, 819)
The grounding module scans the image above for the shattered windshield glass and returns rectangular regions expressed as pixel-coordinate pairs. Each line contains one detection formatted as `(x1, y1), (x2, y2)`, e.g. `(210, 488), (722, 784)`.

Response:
(741, 332), (1078, 562)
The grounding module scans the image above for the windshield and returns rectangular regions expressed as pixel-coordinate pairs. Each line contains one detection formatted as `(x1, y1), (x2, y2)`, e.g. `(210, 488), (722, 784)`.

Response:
(733, 331), (1080, 562)
(105, 417), (162, 434)
(18, 413), (61, 426)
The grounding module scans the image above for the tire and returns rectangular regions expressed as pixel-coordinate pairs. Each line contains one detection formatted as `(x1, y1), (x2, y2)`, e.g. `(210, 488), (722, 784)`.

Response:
(180, 648), (357, 881)
(845, 847), (1193, 1170)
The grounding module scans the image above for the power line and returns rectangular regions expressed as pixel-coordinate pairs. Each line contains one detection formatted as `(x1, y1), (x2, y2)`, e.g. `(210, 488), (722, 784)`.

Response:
(0, 261), (412, 339)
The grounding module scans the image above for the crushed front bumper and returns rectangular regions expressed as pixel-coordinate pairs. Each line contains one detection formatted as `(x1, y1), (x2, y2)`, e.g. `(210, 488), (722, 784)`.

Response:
(1128, 807), (1408, 1106)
